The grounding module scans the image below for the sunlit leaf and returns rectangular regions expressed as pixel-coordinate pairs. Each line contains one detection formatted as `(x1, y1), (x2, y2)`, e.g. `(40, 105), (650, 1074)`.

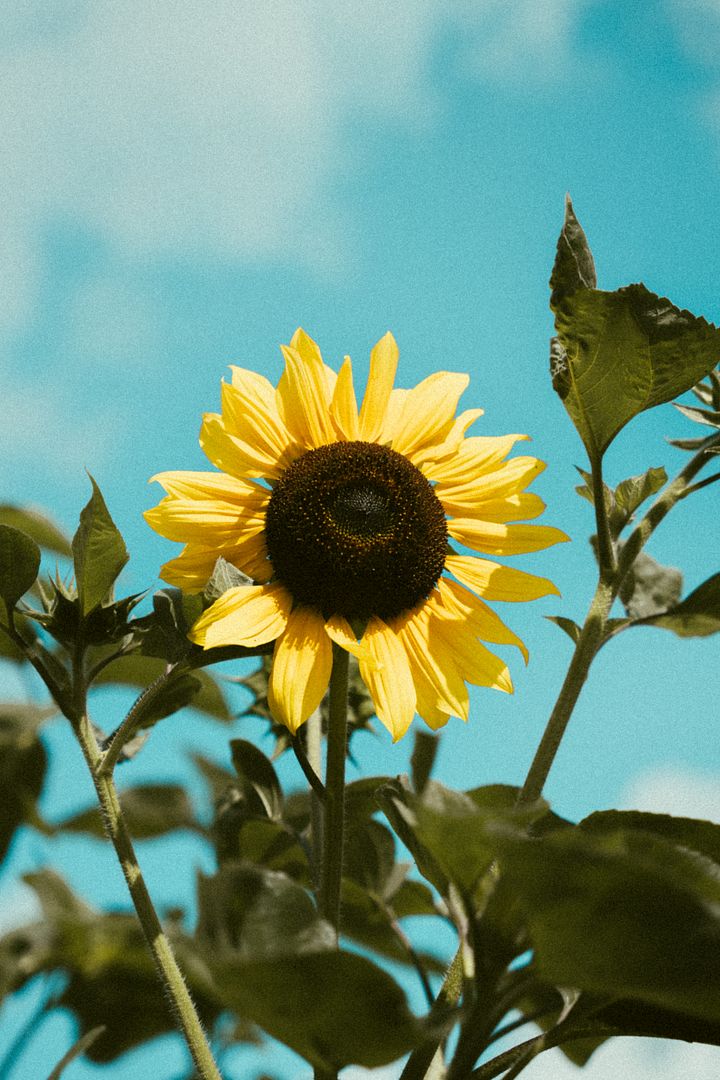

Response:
(0, 505), (71, 556)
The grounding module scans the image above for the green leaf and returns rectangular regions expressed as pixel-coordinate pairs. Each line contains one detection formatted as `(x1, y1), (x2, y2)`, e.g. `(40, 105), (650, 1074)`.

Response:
(231, 739), (283, 819)
(0, 704), (52, 860)
(631, 571), (720, 637)
(581, 810), (720, 863)
(210, 949), (424, 1071)
(339, 878), (446, 974)
(57, 784), (200, 840)
(610, 466), (667, 535)
(618, 550), (683, 619)
(197, 863), (334, 960)
(214, 818), (309, 880)
(673, 402), (720, 428)
(20, 870), (221, 1062)
(549, 201), (720, 459)
(494, 825), (720, 1024)
(93, 653), (231, 721)
(545, 614), (581, 644)
(0, 525), (41, 609)
(0, 505), (71, 556)
(549, 195), (597, 307)
(72, 477), (129, 615)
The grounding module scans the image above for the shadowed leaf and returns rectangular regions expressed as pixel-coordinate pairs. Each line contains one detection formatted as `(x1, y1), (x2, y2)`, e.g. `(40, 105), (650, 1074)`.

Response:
(0, 525), (41, 609)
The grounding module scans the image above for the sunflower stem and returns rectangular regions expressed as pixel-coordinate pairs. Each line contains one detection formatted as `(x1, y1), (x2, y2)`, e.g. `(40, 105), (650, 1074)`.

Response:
(302, 707), (325, 895)
(320, 643), (349, 942)
(70, 647), (223, 1080)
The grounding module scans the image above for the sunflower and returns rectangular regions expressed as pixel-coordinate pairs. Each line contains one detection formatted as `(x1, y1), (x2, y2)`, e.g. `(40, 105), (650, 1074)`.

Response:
(145, 329), (567, 741)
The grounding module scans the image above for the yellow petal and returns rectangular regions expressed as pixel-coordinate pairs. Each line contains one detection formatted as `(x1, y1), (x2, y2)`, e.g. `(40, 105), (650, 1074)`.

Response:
(222, 373), (296, 465)
(436, 457), (545, 507)
(290, 328), (338, 400)
(267, 607), (333, 734)
(200, 412), (290, 480)
(423, 434), (530, 484)
(437, 577), (529, 663)
(277, 343), (336, 448)
(149, 470), (264, 503)
(358, 616), (416, 742)
(412, 408), (484, 468)
(189, 583), (291, 649)
(448, 519), (570, 556)
(445, 554), (560, 602)
(144, 494), (267, 544)
(358, 332), (399, 442)
(390, 372), (469, 461)
(330, 356), (360, 440)
(429, 612), (513, 694)
(444, 493), (546, 523)
(159, 535), (272, 592)
(325, 613), (372, 662)
(394, 602), (469, 721)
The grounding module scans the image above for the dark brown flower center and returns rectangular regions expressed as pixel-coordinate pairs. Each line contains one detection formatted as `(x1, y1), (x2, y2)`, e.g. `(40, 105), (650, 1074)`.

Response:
(265, 441), (447, 621)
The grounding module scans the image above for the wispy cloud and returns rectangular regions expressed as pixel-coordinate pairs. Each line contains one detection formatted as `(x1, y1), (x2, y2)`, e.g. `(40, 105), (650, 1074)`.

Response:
(1, 1), (596, 337)
(621, 762), (720, 821)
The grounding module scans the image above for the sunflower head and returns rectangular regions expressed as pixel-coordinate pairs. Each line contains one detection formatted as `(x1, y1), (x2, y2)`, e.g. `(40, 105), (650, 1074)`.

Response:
(145, 328), (567, 741)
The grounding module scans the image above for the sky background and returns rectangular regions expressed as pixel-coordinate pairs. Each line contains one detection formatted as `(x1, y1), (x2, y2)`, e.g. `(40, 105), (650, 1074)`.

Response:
(1, 1), (720, 1077)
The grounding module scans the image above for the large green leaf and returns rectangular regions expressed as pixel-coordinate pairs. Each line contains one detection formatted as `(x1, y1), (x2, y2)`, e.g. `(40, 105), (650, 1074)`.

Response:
(0, 505), (71, 556)
(581, 809), (720, 862)
(72, 477), (129, 615)
(211, 950), (424, 1071)
(550, 201), (720, 460)
(0, 525), (41, 609)
(230, 739), (283, 820)
(495, 824), (720, 1023)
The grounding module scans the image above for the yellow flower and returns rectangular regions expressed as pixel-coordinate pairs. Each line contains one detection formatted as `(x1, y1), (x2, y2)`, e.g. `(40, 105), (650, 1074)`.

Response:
(145, 329), (567, 740)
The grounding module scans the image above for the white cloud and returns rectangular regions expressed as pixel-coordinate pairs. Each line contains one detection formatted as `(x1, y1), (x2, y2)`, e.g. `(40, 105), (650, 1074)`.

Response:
(0, 0), (596, 336)
(520, 1037), (720, 1078)
(620, 763), (720, 822)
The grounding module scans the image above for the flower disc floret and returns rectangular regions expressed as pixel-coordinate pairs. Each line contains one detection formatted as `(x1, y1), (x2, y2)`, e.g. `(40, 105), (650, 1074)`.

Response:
(265, 441), (448, 621)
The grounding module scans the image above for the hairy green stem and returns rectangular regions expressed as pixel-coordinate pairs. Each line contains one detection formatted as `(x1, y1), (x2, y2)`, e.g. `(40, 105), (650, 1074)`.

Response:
(70, 651), (223, 1080)
(399, 949), (464, 1080)
(96, 663), (182, 775)
(320, 644), (349, 939)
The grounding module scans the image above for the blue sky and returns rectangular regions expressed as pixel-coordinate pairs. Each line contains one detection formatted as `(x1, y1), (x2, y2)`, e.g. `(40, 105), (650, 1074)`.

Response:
(2, 2), (720, 1077)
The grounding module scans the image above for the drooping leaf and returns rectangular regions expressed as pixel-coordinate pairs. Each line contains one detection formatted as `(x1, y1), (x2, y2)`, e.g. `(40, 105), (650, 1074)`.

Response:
(0, 505), (71, 556)
(618, 550), (683, 619)
(57, 784), (200, 840)
(673, 402), (720, 429)
(631, 571), (720, 637)
(494, 824), (720, 1024)
(0, 525), (41, 609)
(210, 950), (424, 1071)
(582, 809), (720, 861)
(550, 202), (720, 460)
(72, 477), (129, 615)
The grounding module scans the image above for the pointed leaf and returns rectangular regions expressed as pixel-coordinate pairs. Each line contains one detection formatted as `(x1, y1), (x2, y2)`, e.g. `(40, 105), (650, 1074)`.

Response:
(94, 653), (230, 721)
(545, 615), (581, 644)
(410, 729), (439, 796)
(0, 525), (41, 609)
(610, 466), (667, 535)
(205, 556), (253, 601)
(72, 477), (129, 614)
(549, 195), (597, 308)
(673, 402), (720, 428)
